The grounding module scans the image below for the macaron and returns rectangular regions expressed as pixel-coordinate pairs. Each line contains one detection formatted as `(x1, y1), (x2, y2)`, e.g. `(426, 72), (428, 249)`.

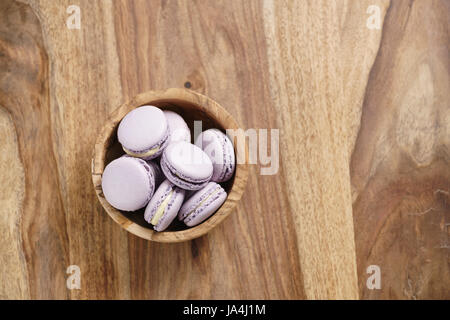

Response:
(139, 156), (164, 187)
(178, 182), (227, 227)
(160, 141), (213, 190)
(144, 179), (185, 231)
(195, 128), (235, 182)
(163, 110), (191, 143)
(118, 105), (170, 160)
(101, 156), (157, 211)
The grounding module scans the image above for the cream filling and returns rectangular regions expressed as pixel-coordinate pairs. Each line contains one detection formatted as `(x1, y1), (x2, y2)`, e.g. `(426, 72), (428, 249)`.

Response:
(185, 187), (221, 220)
(123, 146), (160, 158)
(150, 191), (173, 225)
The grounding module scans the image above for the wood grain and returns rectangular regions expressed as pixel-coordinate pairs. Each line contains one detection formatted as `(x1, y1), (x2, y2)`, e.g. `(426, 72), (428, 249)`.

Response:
(0, 0), (448, 299)
(262, 0), (389, 299)
(0, 0), (69, 299)
(0, 108), (29, 299)
(351, 0), (450, 299)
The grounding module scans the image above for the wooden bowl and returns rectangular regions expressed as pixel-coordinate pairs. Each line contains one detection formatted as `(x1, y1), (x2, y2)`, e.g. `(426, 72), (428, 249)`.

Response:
(92, 88), (249, 242)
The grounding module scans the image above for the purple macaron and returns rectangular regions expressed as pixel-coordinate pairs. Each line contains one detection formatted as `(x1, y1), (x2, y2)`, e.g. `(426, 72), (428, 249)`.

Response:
(118, 105), (170, 160)
(163, 110), (191, 143)
(178, 182), (227, 227)
(160, 141), (213, 190)
(144, 179), (185, 231)
(101, 156), (160, 211)
(195, 128), (235, 182)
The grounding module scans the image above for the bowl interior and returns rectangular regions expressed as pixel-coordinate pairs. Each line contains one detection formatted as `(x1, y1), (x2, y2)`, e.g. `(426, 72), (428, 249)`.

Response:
(103, 99), (236, 232)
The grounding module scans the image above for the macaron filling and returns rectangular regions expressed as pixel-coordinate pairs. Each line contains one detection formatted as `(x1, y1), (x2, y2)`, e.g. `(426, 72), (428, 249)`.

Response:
(182, 185), (222, 223)
(123, 145), (160, 158)
(144, 180), (186, 231)
(150, 190), (173, 225)
(121, 126), (170, 159)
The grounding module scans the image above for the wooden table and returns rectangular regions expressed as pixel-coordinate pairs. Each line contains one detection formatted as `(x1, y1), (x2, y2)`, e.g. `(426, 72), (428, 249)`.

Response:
(0, 0), (448, 299)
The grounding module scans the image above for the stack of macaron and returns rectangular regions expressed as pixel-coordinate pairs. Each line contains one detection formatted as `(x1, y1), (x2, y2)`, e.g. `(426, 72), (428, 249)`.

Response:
(101, 105), (235, 232)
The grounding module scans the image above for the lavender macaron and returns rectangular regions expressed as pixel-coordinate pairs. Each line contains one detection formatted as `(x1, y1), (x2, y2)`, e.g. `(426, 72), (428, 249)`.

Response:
(101, 156), (160, 211)
(160, 141), (213, 190)
(144, 179), (185, 231)
(163, 110), (191, 143)
(118, 105), (170, 160)
(178, 182), (227, 227)
(195, 128), (235, 182)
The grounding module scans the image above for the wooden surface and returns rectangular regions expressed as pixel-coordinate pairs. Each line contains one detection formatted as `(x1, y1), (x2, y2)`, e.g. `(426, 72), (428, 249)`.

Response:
(0, 0), (448, 299)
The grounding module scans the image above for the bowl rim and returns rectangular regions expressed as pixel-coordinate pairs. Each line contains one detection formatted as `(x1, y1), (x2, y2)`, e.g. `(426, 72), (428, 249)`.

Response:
(92, 88), (249, 242)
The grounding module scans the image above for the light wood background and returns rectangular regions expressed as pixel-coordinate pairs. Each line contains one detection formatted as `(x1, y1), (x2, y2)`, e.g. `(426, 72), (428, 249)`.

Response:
(0, 0), (448, 299)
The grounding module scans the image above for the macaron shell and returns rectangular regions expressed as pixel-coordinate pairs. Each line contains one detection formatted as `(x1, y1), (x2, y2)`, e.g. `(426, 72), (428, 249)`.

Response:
(144, 179), (172, 222)
(102, 157), (154, 211)
(144, 179), (185, 231)
(195, 129), (235, 182)
(179, 182), (227, 227)
(178, 182), (218, 220)
(163, 141), (213, 181)
(118, 105), (169, 155)
(185, 187), (227, 227)
(154, 187), (185, 231)
(135, 131), (169, 160)
(147, 160), (164, 187)
(163, 110), (191, 143)
(161, 141), (213, 190)
(219, 133), (236, 181)
(121, 155), (164, 187)
(160, 155), (211, 190)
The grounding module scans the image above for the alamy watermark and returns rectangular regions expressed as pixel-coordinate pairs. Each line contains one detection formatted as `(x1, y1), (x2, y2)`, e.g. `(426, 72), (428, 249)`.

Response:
(66, 5), (81, 30)
(366, 265), (381, 290)
(366, 5), (381, 30)
(66, 265), (81, 290)
(164, 121), (280, 176)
